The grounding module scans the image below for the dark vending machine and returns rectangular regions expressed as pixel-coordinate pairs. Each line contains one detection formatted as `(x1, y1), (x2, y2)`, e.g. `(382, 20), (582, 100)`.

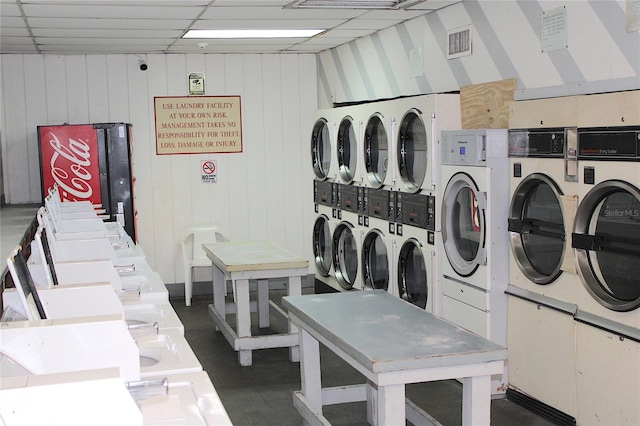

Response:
(37, 122), (137, 241)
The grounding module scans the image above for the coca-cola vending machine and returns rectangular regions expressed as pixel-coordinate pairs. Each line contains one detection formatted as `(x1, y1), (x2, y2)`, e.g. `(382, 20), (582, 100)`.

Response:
(37, 123), (137, 241)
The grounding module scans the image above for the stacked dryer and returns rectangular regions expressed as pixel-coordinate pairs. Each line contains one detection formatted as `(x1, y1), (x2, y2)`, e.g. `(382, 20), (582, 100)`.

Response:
(438, 129), (509, 395)
(571, 91), (640, 425)
(505, 96), (582, 423)
(391, 94), (461, 312)
(311, 109), (340, 292)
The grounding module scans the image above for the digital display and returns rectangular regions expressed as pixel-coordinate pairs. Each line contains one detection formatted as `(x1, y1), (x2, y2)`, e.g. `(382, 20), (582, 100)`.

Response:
(459, 146), (466, 155)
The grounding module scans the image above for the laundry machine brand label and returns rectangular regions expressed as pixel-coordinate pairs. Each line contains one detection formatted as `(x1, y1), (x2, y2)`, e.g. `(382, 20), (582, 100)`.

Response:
(578, 128), (640, 159)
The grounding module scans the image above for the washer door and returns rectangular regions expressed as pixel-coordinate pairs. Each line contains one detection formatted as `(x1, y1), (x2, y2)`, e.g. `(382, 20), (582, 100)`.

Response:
(337, 115), (357, 184)
(397, 108), (427, 193)
(441, 172), (485, 277)
(362, 229), (389, 290)
(397, 238), (428, 309)
(333, 221), (359, 290)
(311, 118), (331, 180)
(312, 215), (332, 277)
(572, 180), (640, 312)
(364, 113), (388, 189)
(508, 173), (566, 284)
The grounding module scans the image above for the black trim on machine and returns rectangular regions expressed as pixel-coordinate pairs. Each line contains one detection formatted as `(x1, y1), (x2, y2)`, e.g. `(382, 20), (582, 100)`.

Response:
(506, 388), (577, 426)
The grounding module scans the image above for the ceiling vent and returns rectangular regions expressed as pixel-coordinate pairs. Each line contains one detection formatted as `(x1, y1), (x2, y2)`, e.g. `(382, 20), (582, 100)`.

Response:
(285, 0), (427, 9)
(447, 25), (472, 59)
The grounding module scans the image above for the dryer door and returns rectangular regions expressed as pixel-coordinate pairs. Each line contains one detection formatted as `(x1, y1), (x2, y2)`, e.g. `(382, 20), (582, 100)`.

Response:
(396, 238), (428, 309)
(508, 173), (566, 285)
(572, 180), (640, 312)
(364, 113), (388, 189)
(332, 221), (359, 290)
(397, 108), (428, 193)
(362, 229), (391, 291)
(337, 116), (357, 184)
(313, 215), (332, 277)
(441, 172), (485, 277)
(311, 118), (332, 180)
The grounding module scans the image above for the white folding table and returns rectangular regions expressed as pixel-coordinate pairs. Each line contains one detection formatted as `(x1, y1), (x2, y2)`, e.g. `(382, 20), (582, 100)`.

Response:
(203, 240), (309, 366)
(282, 290), (507, 426)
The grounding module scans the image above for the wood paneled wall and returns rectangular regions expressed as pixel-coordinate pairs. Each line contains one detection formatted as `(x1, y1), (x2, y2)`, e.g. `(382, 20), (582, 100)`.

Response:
(0, 53), (318, 284)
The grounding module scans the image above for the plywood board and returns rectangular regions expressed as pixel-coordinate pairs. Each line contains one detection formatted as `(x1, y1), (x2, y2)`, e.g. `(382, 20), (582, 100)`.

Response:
(461, 78), (516, 129)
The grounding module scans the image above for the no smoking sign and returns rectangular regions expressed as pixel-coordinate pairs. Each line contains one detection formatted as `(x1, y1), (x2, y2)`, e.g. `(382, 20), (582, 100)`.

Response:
(201, 160), (217, 183)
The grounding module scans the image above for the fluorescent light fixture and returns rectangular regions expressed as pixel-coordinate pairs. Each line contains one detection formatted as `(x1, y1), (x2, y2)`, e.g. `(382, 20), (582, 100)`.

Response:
(183, 29), (325, 39)
(285, 0), (426, 8)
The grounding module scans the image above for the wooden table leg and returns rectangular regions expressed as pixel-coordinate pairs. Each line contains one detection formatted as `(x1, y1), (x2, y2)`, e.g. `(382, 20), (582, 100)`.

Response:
(234, 278), (252, 366)
(376, 383), (405, 426)
(300, 328), (322, 418)
(257, 279), (270, 328)
(462, 375), (492, 426)
(212, 265), (226, 332)
(287, 276), (302, 362)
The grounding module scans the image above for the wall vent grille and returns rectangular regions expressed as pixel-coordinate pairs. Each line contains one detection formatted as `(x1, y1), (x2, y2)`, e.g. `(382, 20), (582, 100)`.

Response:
(447, 26), (472, 59)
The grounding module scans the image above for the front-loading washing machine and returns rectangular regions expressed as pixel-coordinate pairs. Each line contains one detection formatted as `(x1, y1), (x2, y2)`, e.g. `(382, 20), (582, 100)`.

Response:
(393, 94), (461, 195)
(333, 183), (364, 291)
(311, 109), (337, 183)
(313, 179), (339, 293)
(361, 187), (397, 296)
(505, 96), (582, 424)
(439, 129), (510, 395)
(394, 191), (437, 312)
(361, 99), (397, 191)
(570, 121), (640, 426)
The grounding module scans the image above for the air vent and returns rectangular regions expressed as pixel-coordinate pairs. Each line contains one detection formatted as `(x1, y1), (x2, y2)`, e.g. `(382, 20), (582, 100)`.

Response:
(447, 25), (472, 59)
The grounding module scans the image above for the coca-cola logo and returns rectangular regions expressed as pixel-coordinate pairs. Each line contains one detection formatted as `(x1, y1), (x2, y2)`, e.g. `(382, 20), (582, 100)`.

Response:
(48, 131), (94, 202)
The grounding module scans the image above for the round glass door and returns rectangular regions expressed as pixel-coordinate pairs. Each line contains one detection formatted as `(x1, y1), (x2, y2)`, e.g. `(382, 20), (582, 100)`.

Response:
(397, 109), (427, 193)
(509, 173), (565, 284)
(337, 116), (357, 184)
(441, 172), (484, 277)
(313, 215), (332, 277)
(573, 180), (640, 312)
(362, 229), (389, 290)
(364, 113), (388, 189)
(311, 118), (331, 180)
(333, 222), (358, 290)
(397, 238), (428, 309)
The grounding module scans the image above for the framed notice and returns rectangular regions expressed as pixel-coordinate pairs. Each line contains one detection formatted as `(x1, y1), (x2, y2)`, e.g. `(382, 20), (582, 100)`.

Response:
(155, 95), (243, 155)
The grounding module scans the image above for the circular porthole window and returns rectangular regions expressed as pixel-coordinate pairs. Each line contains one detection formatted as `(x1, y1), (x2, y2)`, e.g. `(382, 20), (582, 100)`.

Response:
(312, 215), (332, 277)
(364, 113), (388, 189)
(573, 180), (640, 312)
(333, 221), (358, 290)
(362, 229), (389, 290)
(337, 116), (357, 184)
(509, 173), (566, 285)
(311, 118), (331, 180)
(397, 109), (427, 193)
(397, 238), (428, 309)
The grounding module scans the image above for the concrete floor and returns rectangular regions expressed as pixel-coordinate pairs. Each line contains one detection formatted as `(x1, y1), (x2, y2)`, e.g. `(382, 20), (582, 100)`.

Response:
(171, 292), (556, 426)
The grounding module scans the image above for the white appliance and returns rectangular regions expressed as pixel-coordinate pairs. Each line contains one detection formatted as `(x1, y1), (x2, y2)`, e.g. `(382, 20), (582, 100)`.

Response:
(312, 179), (339, 292)
(571, 101), (640, 426)
(361, 187), (397, 296)
(438, 129), (510, 395)
(311, 109), (337, 183)
(361, 99), (396, 190)
(505, 96), (582, 424)
(394, 94), (461, 195)
(394, 191), (437, 312)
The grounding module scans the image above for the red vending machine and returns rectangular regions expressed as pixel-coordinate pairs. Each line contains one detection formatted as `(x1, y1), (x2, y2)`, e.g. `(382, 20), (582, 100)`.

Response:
(37, 123), (137, 241)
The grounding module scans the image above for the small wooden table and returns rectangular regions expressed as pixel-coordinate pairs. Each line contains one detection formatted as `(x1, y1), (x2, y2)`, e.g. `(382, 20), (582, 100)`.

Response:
(203, 240), (309, 366)
(282, 290), (507, 426)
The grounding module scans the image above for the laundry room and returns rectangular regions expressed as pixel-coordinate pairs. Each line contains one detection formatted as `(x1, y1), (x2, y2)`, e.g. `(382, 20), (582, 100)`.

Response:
(1, 1), (639, 425)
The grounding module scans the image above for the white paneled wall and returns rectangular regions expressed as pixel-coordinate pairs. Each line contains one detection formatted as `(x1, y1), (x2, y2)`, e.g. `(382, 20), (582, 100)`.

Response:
(0, 53), (317, 285)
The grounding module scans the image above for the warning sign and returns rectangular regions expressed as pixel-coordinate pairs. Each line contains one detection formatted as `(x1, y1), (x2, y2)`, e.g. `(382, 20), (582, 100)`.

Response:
(201, 160), (217, 183)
